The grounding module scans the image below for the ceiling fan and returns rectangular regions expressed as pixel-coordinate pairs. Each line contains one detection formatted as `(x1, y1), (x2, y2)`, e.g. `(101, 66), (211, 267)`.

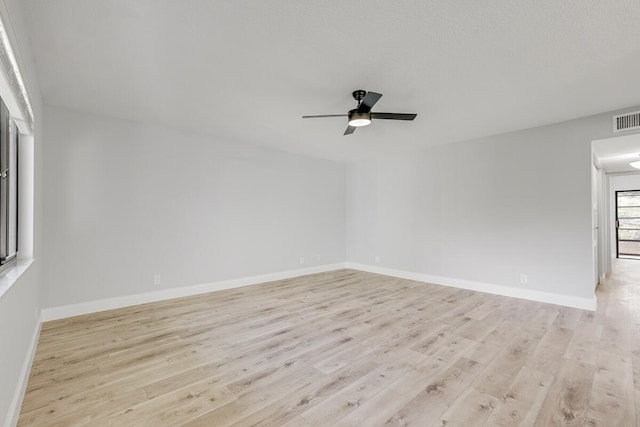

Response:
(302, 90), (417, 135)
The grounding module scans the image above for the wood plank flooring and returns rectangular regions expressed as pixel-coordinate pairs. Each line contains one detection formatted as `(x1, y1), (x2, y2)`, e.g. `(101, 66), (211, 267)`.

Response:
(17, 262), (640, 426)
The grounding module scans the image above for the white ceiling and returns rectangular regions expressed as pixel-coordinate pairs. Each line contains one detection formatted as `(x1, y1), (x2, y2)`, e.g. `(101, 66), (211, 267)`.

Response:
(22, 0), (640, 162)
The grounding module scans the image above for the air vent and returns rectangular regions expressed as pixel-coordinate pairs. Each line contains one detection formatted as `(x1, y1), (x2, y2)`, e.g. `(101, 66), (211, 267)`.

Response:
(613, 111), (640, 133)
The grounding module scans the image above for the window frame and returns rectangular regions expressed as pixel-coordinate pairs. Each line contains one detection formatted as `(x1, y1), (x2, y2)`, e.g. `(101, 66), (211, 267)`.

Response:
(0, 96), (19, 269)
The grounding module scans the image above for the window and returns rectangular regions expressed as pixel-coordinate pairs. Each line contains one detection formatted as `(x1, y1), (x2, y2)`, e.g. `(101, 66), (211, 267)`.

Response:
(0, 97), (18, 266)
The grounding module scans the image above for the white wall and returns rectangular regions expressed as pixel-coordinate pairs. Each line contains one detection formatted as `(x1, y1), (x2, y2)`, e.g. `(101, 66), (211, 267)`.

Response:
(0, 0), (44, 425)
(42, 106), (346, 308)
(347, 110), (640, 302)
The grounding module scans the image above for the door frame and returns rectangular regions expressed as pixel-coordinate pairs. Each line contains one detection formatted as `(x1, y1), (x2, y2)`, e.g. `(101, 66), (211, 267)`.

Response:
(614, 189), (640, 259)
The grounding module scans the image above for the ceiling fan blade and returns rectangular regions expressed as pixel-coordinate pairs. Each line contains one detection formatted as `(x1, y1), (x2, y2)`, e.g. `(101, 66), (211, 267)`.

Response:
(344, 125), (356, 135)
(302, 114), (347, 118)
(357, 92), (382, 113)
(371, 112), (417, 121)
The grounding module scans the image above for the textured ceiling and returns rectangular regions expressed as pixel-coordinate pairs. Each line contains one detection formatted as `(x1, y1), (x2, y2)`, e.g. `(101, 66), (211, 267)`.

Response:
(23, 0), (640, 161)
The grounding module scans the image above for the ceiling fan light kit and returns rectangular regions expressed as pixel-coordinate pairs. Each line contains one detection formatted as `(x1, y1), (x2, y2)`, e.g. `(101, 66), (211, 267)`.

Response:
(348, 109), (371, 127)
(302, 89), (417, 136)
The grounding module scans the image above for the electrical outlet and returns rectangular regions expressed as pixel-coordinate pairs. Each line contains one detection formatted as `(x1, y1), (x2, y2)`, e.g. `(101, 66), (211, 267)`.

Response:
(375, 256), (381, 264)
(299, 257), (305, 265)
(520, 274), (528, 284)
(153, 274), (161, 285)
(316, 254), (321, 262)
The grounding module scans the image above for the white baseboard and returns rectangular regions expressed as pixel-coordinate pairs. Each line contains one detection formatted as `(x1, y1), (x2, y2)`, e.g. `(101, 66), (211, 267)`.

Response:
(41, 260), (598, 322)
(345, 262), (597, 311)
(41, 263), (347, 321)
(5, 312), (42, 427)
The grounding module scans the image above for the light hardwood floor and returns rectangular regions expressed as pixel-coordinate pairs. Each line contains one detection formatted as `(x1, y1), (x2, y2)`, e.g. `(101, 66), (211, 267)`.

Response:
(17, 263), (640, 426)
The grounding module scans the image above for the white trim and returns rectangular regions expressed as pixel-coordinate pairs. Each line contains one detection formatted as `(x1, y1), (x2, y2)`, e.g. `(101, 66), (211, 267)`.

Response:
(17, 134), (34, 260)
(41, 261), (599, 321)
(0, 258), (34, 300)
(5, 312), (42, 427)
(345, 262), (598, 311)
(41, 263), (347, 321)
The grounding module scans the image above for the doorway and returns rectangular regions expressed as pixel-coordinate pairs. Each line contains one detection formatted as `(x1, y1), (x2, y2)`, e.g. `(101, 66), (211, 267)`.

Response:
(615, 190), (640, 259)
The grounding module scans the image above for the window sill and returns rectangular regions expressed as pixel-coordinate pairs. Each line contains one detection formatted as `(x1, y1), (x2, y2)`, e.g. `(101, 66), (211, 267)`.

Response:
(0, 257), (35, 300)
